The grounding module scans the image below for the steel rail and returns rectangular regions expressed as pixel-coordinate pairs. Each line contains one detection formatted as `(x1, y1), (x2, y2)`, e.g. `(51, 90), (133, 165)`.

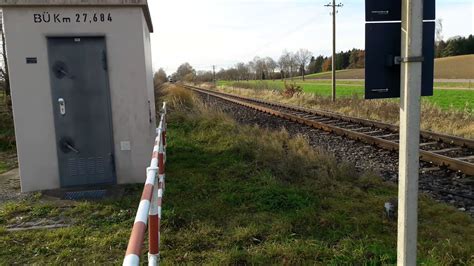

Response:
(183, 85), (474, 176)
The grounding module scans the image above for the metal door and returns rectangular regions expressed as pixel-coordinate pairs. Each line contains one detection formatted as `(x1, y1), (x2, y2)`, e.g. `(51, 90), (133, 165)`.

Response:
(48, 37), (115, 187)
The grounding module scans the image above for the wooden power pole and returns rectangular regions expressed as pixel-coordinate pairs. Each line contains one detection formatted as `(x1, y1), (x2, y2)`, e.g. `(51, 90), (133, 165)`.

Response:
(325, 1), (343, 102)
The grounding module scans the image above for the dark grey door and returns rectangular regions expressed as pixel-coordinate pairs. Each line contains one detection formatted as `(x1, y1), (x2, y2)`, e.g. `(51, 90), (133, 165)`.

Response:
(48, 37), (115, 187)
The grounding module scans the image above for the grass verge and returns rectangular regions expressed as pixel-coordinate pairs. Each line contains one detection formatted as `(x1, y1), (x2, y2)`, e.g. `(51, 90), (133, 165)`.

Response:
(218, 80), (474, 112)
(0, 84), (472, 264)
(215, 81), (474, 138)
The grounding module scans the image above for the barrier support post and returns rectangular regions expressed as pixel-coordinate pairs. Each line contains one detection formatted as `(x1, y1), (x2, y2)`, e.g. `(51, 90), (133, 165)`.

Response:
(148, 167), (159, 266)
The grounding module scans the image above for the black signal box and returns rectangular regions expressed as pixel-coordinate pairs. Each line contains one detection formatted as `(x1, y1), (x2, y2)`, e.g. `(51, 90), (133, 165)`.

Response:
(366, 0), (435, 21)
(365, 22), (435, 99)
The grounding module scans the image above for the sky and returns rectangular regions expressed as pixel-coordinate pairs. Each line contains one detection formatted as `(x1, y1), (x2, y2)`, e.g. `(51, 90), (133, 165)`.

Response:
(147, 0), (474, 74)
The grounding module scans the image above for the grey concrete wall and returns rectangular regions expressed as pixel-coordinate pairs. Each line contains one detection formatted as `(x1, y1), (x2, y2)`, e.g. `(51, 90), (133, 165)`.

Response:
(0, 0), (154, 33)
(3, 6), (156, 192)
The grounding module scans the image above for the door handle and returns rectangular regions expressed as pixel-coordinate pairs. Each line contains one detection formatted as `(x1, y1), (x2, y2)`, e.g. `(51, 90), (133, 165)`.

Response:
(65, 142), (80, 154)
(58, 98), (66, 115)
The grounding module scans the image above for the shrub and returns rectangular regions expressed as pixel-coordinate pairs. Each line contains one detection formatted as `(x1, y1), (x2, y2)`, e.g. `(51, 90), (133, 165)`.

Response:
(281, 82), (303, 98)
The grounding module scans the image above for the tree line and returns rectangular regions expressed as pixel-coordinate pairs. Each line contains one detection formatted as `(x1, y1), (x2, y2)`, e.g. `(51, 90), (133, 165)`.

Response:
(172, 48), (366, 83)
(215, 48), (365, 82)
(0, 11), (11, 112)
(435, 35), (474, 58)
(152, 30), (474, 85)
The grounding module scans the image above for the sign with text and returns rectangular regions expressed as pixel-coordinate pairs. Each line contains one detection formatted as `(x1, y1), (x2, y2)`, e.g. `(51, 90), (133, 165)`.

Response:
(33, 12), (113, 24)
(366, 0), (435, 21)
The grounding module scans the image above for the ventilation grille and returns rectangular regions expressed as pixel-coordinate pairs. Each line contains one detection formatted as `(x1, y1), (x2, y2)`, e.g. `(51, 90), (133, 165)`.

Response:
(64, 190), (107, 200)
(68, 157), (105, 177)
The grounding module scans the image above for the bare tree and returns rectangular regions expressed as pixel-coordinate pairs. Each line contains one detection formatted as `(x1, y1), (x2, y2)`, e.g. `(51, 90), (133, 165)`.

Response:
(435, 19), (443, 44)
(295, 49), (313, 81)
(0, 11), (11, 111)
(288, 52), (299, 80)
(235, 62), (249, 81)
(265, 57), (277, 80)
(195, 70), (214, 82)
(173, 62), (196, 81)
(253, 56), (267, 80)
(247, 60), (256, 80)
(278, 50), (291, 80)
(153, 68), (168, 87)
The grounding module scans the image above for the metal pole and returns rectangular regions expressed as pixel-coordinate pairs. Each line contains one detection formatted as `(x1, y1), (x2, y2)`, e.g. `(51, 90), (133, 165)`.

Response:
(398, 0), (423, 264)
(213, 65), (216, 86)
(331, 0), (336, 102)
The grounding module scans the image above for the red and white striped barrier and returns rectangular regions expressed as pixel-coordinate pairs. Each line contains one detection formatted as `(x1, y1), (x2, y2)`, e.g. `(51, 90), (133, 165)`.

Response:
(124, 102), (167, 266)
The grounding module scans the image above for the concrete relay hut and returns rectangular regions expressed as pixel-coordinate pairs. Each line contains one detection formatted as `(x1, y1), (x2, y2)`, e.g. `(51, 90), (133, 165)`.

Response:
(0, 0), (156, 192)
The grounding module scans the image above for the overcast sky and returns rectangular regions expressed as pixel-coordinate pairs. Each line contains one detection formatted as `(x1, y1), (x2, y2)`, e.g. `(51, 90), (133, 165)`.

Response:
(147, 0), (474, 74)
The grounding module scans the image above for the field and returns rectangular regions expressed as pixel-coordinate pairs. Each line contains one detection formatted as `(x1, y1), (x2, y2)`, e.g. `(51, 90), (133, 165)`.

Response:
(304, 69), (365, 79)
(218, 80), (474, 112)
(289, 78), (473, 89)
(434, 55), (474, 79)
(0, 84), (473, 264)
(302, 54), (474, 80)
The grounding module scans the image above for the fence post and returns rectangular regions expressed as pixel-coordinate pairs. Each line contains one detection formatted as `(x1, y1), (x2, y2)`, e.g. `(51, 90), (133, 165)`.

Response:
(148, 166), (159, 265)
(162, 103), (167, 163)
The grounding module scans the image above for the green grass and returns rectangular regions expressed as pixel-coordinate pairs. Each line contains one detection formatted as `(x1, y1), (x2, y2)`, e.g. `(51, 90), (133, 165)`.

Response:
(292, 79), (473, 89)
(434, 81), (473, 89)
(0, 161), (8, 174)
(219, 80), (474, 112)
(0, 192), (140, 263)
(0, 85), (473, 264)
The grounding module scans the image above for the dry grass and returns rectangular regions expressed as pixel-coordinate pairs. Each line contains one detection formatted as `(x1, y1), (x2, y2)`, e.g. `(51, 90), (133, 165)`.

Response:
(208, 84), (474, 139)
(434, 55), (474, 79)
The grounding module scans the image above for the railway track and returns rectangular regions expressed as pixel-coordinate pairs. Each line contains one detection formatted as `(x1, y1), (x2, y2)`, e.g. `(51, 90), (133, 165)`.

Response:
(182, 84), (474, 176)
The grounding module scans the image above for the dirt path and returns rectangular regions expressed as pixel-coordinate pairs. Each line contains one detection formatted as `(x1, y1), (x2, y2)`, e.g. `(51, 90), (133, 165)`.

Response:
(0, 168), (26, 204)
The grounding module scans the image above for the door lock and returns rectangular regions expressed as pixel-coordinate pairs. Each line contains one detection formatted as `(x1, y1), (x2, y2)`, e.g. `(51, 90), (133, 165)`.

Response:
(58, 98), (66, 115)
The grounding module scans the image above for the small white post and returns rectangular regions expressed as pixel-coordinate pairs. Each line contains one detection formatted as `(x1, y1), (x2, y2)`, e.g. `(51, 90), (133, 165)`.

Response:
(398, 0), (423, 265)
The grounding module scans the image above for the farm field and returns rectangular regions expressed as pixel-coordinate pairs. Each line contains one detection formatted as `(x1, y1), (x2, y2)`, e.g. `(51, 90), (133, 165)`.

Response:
(1, 84), (472, 264)
(302, 55), (474, 80)
(434, 55), (474, 79)
(218, 80), (474, 112)
(287, 79), (473, 89)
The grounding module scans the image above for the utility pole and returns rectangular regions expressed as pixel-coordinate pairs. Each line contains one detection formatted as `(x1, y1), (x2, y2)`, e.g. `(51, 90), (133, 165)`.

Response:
(325, 1), (343, 102)
(398, 0), (423, 264)
(212, 65), (216, 86)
